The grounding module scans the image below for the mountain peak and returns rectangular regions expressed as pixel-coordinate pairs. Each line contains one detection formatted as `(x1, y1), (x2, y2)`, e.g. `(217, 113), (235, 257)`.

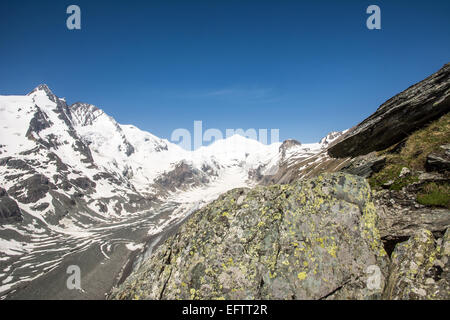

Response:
(71, 102), (100, 113)
(70, 102), (105, 127)
(28, 84), (53, 96)
(27, 84), (59, 103)
(280, 139), (301, 150)
(319, 131), (344, 146)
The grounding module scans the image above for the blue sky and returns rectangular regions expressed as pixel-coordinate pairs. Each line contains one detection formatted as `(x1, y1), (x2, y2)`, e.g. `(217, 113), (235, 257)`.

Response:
(1, 0), (449, 144)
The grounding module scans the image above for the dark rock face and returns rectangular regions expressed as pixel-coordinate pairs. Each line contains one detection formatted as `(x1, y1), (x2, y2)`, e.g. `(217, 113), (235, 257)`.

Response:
(110, 173), (389, 300)
(46, 152), (69, 172)
(279, 139), (301, 162)
(340, 152), (386, 178)
(70, 177), (96, 191)
(329, 63), (450, 158)
(425, 144), (450, 173)
(4, 159), (34, 172)
(0, 157), (12, 166)
(28, 84), (58, 103)
(7, 174), (55, 204)
(279, 139), (301, 151)
(153, 162), (210, 192)
(26, 90), (96, 166)
(26, 108), (53, 140)
(0, 187), (22, 224)
(93, 172), (124, 186)
(72, 138), (95, 165)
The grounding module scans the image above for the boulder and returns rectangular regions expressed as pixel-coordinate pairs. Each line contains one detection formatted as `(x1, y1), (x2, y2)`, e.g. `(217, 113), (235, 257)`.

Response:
(110, 173), (389, 300)
(328, 63), (450, 158)
(383, 229), (450, 299)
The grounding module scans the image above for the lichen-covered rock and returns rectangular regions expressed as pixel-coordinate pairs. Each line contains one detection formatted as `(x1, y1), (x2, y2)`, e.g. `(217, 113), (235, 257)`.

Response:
(109, 173), (389, 300)
(383, 228), (450, 299)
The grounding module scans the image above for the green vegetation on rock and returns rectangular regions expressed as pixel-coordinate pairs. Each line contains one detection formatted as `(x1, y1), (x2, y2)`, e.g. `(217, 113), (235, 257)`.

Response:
(369, 113), (450, 191)
(417, 182), (450, 208)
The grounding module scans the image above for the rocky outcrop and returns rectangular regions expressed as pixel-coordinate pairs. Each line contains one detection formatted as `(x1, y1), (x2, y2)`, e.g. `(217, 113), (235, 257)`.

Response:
(110, 173), (389, 300)
(340, 152), (386, 178)
(328, 63), (450, 158)
(262, 150), (350, 185)
(374, 189), (450, 240)
(27, 84), (58, 103)
(319, 131), (344, 147)
(383, 229), (449, 299)
(70, 177), (96, 191)
(425, 144), (450, 173)
(71, 102), (136, 157)
(279, 139), (301, 162)
(7, 174), (56, 204)
(0, 187), (22, 224)
(153, 161), (211, 193)
(25, 108), (53, 140)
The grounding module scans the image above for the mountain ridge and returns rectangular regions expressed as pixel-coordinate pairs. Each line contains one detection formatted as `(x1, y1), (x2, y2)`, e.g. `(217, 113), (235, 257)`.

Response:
(0, 84), (340, 229)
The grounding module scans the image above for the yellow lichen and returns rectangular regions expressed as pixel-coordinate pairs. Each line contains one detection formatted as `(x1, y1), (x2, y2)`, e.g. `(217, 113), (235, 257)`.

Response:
(297, 272), (307, 280)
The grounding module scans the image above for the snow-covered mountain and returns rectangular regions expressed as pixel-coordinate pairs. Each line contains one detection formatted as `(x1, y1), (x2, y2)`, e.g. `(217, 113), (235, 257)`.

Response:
(0, 85), (343, 229)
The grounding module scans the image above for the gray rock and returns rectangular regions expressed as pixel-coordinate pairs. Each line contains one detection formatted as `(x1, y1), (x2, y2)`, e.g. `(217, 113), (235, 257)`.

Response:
(383, 229), (449, 299)
(425, 144), (450, 173)
(399, 167), (411, 178)
(70, 177), (96, 191)
(7, 174), (55, 204)
(382, 180), (395, 188)
(110, 173), (389, 300)
(153, 161), (211, 193)
(418, 172), (446, 182)
(374, 189), (450, 239)
(340, 152), (386, 178)
(328, 63), (450, 158)
(0, 187), (22, 224)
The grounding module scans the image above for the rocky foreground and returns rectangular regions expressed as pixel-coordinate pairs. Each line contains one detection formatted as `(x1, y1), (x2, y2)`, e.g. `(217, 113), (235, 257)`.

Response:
(110, 173), (388, 299)
(109, 173), (449, 300)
